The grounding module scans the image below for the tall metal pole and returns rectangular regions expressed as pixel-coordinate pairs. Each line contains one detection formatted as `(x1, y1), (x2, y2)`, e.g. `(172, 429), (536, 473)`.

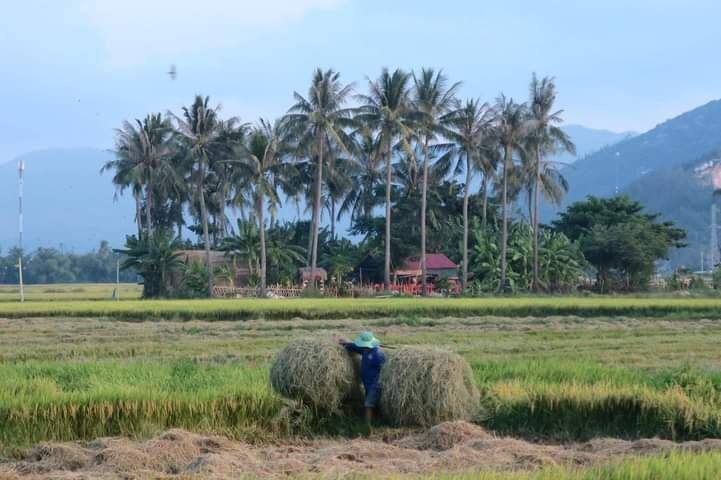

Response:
(614, 152), (620, 195)
(116, 260), (120, 301)
(18, 160), (25, 303)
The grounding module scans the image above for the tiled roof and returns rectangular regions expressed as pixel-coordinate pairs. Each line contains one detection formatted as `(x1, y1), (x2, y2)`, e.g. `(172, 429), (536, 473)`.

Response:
(402, 253), (457, 270)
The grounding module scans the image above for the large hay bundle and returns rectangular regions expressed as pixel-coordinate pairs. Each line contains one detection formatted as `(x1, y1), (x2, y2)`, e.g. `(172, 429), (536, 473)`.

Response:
(379, 347), (480, 427)
(270, 337), (358, 411)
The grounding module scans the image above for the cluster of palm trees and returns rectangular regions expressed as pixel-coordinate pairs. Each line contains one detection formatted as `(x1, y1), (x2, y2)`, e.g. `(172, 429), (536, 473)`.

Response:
(104, 67), (574, 296)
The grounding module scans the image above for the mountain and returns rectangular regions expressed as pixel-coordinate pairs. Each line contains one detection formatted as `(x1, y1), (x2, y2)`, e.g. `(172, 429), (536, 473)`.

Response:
(0, 148), (135, 252)
(554, 125), (635, 164)
(544, 99), (721, 220)
(624, 150), (721, 270)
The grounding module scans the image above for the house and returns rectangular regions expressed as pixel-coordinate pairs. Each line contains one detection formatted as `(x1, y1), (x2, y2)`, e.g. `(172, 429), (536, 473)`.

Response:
(394, 253), (458, 284)
(298, 267), (328, 284)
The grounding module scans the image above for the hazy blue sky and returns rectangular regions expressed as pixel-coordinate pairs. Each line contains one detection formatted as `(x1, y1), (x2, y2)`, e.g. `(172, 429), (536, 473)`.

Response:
(1, 0), (719, 162)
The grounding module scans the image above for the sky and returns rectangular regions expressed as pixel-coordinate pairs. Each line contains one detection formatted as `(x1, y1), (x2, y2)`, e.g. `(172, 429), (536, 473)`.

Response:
(1, 0), (720, 163)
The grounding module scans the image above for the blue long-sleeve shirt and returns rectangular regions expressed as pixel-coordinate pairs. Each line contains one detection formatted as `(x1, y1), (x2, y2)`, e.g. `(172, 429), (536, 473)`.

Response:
(343, 343), (386, 389)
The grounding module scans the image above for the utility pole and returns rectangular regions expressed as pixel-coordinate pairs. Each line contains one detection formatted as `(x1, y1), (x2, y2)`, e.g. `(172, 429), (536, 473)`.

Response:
(614, 152), (620, 195)
(701, 250), (705, 273)
(116, 260), (120, 300)
(18, 159), (25, 303)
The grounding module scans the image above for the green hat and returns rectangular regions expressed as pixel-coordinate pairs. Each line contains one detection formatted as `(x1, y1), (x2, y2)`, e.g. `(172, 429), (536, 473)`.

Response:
(353, 331), (380, 348)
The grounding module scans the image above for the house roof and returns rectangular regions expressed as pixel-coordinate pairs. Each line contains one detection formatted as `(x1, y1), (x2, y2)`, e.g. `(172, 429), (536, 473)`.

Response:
(400, 253), (458, 271)
(298, 267), (328, 281)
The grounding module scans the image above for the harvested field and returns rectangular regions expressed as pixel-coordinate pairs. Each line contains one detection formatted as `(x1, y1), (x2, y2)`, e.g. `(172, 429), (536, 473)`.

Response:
(5, 423), (721, 479)
(3, 299), (721, 477)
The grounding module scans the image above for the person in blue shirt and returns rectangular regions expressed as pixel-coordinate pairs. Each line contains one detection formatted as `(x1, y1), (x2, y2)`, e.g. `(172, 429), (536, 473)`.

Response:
(339, 331), (386, 424)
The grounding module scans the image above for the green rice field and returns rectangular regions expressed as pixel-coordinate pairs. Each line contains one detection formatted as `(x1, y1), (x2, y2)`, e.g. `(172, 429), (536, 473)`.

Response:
(3, 289), (721, 476)
(3, 294), (721, 320)
(0, 282), (141, 302)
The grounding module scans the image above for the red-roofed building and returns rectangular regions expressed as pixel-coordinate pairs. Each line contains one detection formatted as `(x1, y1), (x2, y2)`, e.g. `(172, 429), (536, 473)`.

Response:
(394, 253), (458, 283)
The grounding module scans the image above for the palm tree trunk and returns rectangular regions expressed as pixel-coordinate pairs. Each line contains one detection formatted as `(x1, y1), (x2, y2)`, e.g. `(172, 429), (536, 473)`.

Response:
(134, 191), (143, 238)
(307, 220), (314, 266)
(198, 159), (213, 297)
(145, 187), (153, 236)
(499, 145), (511, 293)
(330, 199), (336, 240)
(532, 147), (542, 293)
(527, 190), (533, 226)
(219, 185), (227, 242)
(462, 152), (471, 290)
(421, 138), (429, 297)
(481, 175), (489, 231)
(384, 140), (393, 291)
(256, 193), (266, 296)
(310, 135), (324, 287)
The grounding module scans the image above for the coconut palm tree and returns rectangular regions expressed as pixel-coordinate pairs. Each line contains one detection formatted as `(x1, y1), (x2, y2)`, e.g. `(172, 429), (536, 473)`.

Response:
(222, 218), (261, 281)
(412, 68), (460, 295)
(209, 120), (248, 242)
(106, 113), (176, 236)
(494, 95), (529, 292)
(443, 98), (495, 289)
(102, 145), (144, 238)
(527, 74), (575, 291)
(479, 137), (501, 231)
(283, 69), (355, 285)
(356, 68), (414, 290)
(115, 230), (184, 298)
(338, 132), (383, 223)
(232, 118), (295, 294)
(323, 154), (356, 240)
(170, 95), (228, 297)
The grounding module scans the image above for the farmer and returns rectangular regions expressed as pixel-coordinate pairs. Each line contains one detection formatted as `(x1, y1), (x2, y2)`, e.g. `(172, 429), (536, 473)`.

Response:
(339, 331), (386, 423)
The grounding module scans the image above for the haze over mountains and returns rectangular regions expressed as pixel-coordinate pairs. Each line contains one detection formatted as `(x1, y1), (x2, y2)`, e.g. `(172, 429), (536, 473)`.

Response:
(548, 99), (721, 270)
(0, 149), (135, 253)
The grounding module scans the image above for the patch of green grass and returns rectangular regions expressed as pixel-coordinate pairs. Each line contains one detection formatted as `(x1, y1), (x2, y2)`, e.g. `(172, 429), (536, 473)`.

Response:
(387, 451), (721, 479)
(0, 283), (142, 302)
(5, 296), (721, 320)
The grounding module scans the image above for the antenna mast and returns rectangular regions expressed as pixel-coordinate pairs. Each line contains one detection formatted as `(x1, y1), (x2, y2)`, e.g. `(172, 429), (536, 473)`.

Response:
(17, 160), (25, 302)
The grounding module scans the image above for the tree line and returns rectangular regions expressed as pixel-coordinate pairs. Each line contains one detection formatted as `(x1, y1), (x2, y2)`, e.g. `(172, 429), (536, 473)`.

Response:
(0, 242), (135, 284)
(103, 67), (686, 296)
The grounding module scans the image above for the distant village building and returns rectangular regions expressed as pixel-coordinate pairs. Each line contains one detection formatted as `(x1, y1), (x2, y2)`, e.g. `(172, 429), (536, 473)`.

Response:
(297, 267), (328, 284)
(394, 253), (458, 284)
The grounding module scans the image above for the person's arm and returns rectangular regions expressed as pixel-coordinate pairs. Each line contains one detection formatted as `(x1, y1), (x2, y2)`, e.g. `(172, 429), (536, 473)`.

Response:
(341, 342), (363, 354)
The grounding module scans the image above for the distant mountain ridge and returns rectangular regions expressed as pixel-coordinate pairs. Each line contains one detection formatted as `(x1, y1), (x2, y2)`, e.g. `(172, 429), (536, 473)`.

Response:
(555, 125), (635, 164)
(624, 149), (721, 270)
(544, 99), (721, 220)
(0, 148), (135, 252)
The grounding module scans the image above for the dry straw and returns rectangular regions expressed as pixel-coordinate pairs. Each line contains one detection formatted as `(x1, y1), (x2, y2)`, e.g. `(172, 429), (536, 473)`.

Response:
(380, 347), (480, 427)
(270, 337), (359, 411)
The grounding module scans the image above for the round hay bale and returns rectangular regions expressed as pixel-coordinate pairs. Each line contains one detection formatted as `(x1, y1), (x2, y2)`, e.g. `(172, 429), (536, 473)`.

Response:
(270, 337), (358, 411)
(379, 347), (480, 427)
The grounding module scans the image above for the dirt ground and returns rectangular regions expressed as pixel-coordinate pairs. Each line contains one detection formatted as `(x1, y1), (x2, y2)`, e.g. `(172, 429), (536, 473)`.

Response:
(4, 422), (721, 479)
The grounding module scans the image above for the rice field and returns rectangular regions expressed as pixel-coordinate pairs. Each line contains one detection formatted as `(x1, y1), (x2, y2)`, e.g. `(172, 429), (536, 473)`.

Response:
(3, 294), (721, 320)
(400, 451), (721, 479)
(0, 283), (141, 302)
(3, 293), (721, 476)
